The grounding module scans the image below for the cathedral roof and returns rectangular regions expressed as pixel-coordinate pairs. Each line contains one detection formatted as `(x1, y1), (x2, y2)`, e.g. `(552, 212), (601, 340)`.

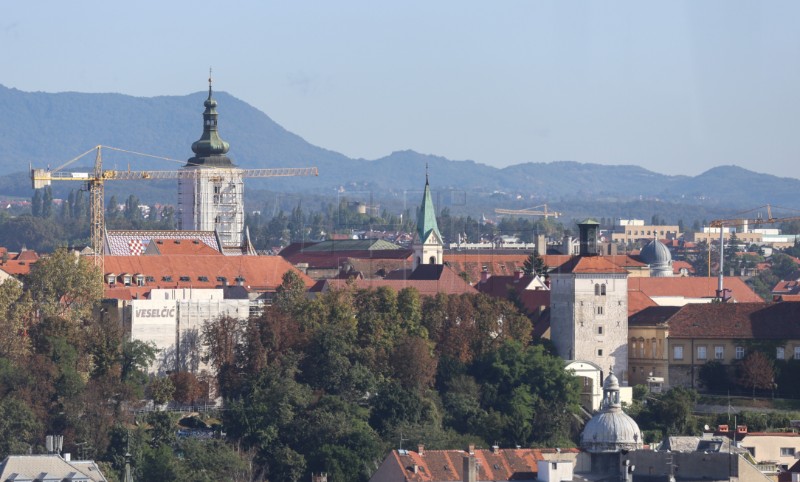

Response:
(417, 176), (442, 243)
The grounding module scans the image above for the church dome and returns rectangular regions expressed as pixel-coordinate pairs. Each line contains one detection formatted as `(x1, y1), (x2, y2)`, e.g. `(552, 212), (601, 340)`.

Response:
(640, 239), (673, 277)
(581, 372), (643, 454)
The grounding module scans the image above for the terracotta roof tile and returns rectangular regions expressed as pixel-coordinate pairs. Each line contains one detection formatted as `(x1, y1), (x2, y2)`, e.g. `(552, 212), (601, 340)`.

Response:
(324, 265), (476, 296)
(672, 260), (695, 274)
(0, 260), (35, 276)
(380, 448), (579, 481)
(148, 239), (223, 255)
(627, 291), (658, 317)
(666, 302), (800, 339)
(103, 255), (314, 295)
(552, 256), (629, 274)
(15, 250), (40, 261)
(629, 306), (682, 327)
(628, 277), (763, 303)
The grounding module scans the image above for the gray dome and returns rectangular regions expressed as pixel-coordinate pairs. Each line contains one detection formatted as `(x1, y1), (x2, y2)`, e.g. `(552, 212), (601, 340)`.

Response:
(640, 239), (673, 277)
(581, 372), (643, 453)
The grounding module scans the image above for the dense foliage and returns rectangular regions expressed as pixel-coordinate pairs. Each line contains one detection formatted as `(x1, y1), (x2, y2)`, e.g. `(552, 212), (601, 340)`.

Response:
(0, 259), (581, 481)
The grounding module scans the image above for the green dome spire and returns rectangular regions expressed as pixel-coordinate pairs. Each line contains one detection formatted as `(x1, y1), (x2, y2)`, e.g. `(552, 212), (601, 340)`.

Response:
(186, 73), (234, 167)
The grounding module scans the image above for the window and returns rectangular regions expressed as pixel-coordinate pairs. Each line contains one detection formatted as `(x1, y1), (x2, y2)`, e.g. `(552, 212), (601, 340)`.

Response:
(595, 283), (600, 295)
(715, 346), (724, 360)
(781, 447), (795, 457)
(179, 276), (191, 282)
(697, 346), (707, 360)
(674, 346), (684, 360)
(601, 284), (606, 295)
(777, 346), (785, 360)
(162, 276), (173, 282)
(736, 346), (745, 360)
(597, 349), (603, 356)
(198, 276), (209, 282)
(597, 326), (603, 335)
(597, 306), (604, 315)
(795, 346), (800, 360)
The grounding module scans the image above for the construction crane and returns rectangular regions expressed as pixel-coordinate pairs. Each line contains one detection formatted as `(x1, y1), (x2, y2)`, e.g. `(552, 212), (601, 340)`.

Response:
(709, 204), (800, 301)
(494, 204), (561, 219)
(31, 145), (318, 272)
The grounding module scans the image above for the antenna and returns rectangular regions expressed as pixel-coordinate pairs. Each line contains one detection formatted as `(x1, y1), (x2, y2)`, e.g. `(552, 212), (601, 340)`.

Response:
(399, 432), (409, 450)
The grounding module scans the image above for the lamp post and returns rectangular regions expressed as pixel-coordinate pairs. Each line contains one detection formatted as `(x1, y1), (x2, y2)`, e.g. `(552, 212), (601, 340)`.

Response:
(648, 372), (653, 393)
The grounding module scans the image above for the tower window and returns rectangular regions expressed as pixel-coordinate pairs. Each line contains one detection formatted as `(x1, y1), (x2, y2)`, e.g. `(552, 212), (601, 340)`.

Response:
(601, 284), (606, 295)
(597, 349), (603, 356)
(429, 256), (436, 264)
(597, 326), (603, 335)
(597, 306), (604, 315)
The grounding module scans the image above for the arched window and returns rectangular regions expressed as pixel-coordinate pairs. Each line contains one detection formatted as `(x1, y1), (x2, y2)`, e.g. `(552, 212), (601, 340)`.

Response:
(601, 284), (607, 296)
(429, 256), (436, 264)
(595, 283), (601, 295)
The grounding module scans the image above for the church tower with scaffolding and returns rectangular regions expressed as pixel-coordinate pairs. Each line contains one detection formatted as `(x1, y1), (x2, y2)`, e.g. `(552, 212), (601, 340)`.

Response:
(177, 75), (246, 250)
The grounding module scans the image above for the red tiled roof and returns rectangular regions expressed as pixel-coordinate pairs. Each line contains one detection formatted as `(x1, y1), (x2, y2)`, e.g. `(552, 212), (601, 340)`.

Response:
(772, 280), (800, 295)
(376, 448), (579, 482)
(323, 265), (476, 296)
(103, 255), (314, 294)
(628, 277), (764, 303)
(552, 256), (629, 274)
(15, 250), (39, 262)
(149, 239), (223, 255)
(0, 260), (35, 276)
(666, 302), (800, 339)
(777, 294), (800, 302)
(672, 260), (694, 274)
(629, 306), (681, 327)
(628, 290), (658, 317)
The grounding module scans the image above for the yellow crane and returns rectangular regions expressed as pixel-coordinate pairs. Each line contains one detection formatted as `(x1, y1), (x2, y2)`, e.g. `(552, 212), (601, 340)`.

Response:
(709, 204), (800, 301)
(494, 204), (561, 219)
(31, 145), (318, 272)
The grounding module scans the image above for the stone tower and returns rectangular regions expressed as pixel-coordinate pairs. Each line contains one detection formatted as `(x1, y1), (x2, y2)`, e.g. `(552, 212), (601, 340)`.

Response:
(177, 76), (245, 249)
(412, 173), (443, 269)
(549, 219), (629, 382)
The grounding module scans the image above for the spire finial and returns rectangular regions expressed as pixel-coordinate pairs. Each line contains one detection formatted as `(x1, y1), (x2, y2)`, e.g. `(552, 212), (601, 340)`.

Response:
(425, 162), (429, 185)
(208, 67), (213, 98)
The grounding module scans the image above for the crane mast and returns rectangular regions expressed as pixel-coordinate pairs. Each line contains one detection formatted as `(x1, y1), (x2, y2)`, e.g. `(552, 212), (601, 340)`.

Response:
(709, 205), (800, 301)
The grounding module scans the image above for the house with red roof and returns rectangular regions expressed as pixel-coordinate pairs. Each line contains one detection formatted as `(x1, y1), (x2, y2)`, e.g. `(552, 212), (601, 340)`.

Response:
(0, 247), (39, 283)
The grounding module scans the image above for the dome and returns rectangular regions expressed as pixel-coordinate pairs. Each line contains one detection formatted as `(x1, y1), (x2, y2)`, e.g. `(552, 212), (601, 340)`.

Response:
(640, 239), (673, 277)
(580, 372), (643, 454)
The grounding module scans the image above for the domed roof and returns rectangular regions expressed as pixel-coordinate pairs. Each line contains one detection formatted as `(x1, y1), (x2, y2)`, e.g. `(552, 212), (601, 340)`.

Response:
(581, 372), (643, 453)
(640, 239), (672, 265)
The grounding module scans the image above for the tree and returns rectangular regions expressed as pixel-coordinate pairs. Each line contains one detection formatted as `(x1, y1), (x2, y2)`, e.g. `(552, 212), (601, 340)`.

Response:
(522, 251), (548, 277)
(25, 248), (103, 321)
(739, 351), (775, 398)
(148, 377), (176, 405)
(698, 361), (730, 392)
(31, 190), (42, 217)
(41, 187), (53, 218)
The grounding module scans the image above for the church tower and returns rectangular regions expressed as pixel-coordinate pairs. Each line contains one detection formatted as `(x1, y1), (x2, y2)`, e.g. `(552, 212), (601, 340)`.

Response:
(550, 219), (629, 382)
(412, 173), (443, 269)
(177, 76), (245, 250)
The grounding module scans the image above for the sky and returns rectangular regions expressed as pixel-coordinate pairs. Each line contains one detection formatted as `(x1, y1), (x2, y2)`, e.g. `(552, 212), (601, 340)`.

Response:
(3, 1), (799, 178)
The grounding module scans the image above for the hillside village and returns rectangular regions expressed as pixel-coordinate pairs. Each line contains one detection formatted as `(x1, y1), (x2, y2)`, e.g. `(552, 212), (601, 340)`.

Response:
(3, 82), (800, 482)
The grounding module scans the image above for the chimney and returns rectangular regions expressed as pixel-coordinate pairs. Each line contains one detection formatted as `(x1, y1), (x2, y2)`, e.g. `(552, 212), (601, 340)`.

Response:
(468, 444), (475, 455)
(480, 267), (490, 283)
(311, 473), (328, 482)
(492, 444), (500, 454)
(463, 455), (477, 482)
(418, 444), (425, 456)
(536, 234), (547, 256)
(514, 269), (524, 281)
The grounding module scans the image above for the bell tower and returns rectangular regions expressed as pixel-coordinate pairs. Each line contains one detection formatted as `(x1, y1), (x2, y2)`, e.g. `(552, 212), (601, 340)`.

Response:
(177, 73), (245, 249)
(412, 172), (443, 269)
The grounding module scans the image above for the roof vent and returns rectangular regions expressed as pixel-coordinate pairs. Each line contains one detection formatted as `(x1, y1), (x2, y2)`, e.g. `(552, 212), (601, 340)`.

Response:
(193, 240), (200, 244)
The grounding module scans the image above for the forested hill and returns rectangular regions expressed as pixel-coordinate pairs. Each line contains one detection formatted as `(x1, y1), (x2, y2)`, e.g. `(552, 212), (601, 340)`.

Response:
(1, 84), (799, 209)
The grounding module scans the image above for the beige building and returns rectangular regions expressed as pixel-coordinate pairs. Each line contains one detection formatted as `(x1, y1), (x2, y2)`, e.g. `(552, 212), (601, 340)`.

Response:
(738, 432), (800, 472)
(689, 230), (764, 245)
(662, 302), (800, 389)
(611, 220), (680, 244)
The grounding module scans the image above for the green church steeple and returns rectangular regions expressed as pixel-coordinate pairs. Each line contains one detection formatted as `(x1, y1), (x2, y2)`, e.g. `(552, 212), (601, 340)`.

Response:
(417, 171), (441, 243)
(186, 73), (234, 167)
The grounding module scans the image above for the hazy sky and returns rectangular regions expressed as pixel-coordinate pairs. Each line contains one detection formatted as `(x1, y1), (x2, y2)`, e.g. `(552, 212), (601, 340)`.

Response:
(3, 1), (799, 177)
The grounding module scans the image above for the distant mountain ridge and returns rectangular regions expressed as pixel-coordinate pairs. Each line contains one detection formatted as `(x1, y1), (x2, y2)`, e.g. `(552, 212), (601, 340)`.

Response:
(1, 84), (799, 211)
